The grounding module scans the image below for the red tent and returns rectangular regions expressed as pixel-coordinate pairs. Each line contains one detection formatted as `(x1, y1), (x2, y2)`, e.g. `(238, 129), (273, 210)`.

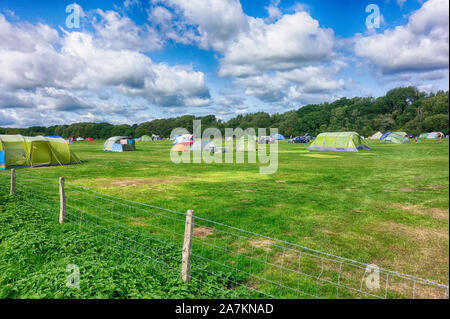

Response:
(86, 137), (94, 141)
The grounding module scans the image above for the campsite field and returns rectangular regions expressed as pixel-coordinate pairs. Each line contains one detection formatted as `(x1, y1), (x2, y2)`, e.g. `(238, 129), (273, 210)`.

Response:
(0, 139), (448, 298)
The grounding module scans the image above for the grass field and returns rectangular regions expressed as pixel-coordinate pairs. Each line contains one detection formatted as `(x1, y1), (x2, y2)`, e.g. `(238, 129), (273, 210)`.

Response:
(0, 139), (448, 298)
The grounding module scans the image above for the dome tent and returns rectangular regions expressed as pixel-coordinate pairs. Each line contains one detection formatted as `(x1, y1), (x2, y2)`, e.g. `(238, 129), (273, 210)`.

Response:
(173, 134), (193, 146)
(85, 137), (94, 141)
(272, 133), (286, 140)
(192, 140), (217, 152)
(103, 136), (136, 152)
(307, 132), (370, 152)
(368, 132), (383, 140)
(171, 144), (188, 152)
(421, 132), (444, 139)
(0, 135), (81, 169)
(139, 135), (152, 142)
(380, 132), (409, 144)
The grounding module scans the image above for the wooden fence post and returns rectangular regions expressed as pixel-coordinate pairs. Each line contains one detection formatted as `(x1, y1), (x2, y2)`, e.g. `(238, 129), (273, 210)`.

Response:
(59, 177), (66, 224)
(182, 209), (194, 283)
(10, 168), (16, 195)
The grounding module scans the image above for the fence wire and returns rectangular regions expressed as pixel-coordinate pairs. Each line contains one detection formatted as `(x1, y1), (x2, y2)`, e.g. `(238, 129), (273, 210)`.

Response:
(0, 170), (448, 299)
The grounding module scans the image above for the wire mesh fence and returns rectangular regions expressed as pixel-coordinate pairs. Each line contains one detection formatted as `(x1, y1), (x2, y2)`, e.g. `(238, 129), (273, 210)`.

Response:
(0, 170), (448, 299)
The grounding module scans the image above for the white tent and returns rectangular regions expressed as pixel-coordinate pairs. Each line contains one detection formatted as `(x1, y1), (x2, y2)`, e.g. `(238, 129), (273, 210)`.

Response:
(428, 132), (444, 139)
(173, 134), (193, 145)
(368, 132), (383, 140)
(192, 140), (217, 152)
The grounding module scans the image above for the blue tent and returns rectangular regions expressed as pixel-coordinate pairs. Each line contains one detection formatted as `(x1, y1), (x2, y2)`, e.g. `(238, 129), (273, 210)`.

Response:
(46, 135), (62, 138)
(272, 133), (286, 140)
(292, 136), (309, 143)
(380, 132), (391, 140)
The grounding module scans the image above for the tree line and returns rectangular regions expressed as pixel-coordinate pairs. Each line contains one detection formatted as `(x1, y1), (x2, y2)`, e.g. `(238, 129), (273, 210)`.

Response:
(1, 87), (448, 138)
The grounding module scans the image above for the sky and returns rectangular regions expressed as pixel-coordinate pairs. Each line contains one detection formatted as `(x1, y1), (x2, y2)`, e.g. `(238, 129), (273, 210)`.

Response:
(0, 0), (448, 127)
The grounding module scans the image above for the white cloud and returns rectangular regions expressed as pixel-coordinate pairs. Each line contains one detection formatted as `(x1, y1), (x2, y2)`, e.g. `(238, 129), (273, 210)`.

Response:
(91, 9), (162, 51)
(160, 0), (249, 51)
(234, 63), (345, 104)
(157, 1), (338, 105)
(219, 12), (335, 77)
(0, 12), (211, 116)
(354, 0), (449, 74)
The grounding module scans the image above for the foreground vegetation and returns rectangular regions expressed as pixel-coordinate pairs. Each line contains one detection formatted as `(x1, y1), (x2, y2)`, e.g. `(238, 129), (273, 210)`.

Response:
(0, 190), (254, 298)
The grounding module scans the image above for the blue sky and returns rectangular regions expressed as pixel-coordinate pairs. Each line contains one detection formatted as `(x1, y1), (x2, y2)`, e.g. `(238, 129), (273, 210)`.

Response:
(0, 0), (448, 127)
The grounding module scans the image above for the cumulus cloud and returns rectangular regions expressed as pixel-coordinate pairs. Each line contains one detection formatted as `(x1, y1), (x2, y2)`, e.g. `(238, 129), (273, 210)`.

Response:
(91, 9), (162, 51)
(159, 0), (249, 51)
(0, 12), (211, 120)
(157, 0), (338, 105)
(219, 12), (334, 77)
(354, 0), (449, 74)
(234, 63), (345, 104)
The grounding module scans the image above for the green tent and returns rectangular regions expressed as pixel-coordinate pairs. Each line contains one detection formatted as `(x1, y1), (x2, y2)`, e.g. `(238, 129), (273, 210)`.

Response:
(380, 132), (409, 144)
(0, 135), (81, 169)
(307, 132), (370, 152)
(139, 135), (152, 142)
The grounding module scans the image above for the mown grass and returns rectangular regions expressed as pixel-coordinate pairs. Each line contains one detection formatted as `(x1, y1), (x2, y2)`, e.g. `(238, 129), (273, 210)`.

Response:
(0, 138), (448, 297)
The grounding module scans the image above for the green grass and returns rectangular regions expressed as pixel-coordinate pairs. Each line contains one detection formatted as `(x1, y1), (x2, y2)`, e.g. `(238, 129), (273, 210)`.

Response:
(0, 191), (255, 299)
(0, 139), (448, 298)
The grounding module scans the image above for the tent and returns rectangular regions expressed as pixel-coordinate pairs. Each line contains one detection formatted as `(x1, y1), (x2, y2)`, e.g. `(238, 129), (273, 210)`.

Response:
(0, 135), (81, 169)
(380, 132), (391, 140)
(46, 135), (62, 139)
(292, 136), (310, 143)
(380, 132), (409, 144)
(272, 133), (286, 140)
(307, 132), (370, 152)
(103, 136), (136, 152)
(171, 144), (188, 152)
(85, 137), (94, 141)
(192, 140), (217, 152)
(76, 137), (84, 141)
(173, 134), (193, 146)
(237, 135), (257, 152)
(258, 136), (273, 144)
(368, 132), (383, 140)
(425, 132), (444, 139)
(139, 135), (152, 142)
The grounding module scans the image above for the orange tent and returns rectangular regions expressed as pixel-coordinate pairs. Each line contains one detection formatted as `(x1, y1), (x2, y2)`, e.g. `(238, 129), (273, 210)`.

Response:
(171, 144), (188, 152)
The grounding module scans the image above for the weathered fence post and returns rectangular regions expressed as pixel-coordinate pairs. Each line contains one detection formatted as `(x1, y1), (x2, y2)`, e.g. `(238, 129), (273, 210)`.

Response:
(10, 168), (16, 195)
(182, 209), (194, 283)
(59, 177), (66, 224)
